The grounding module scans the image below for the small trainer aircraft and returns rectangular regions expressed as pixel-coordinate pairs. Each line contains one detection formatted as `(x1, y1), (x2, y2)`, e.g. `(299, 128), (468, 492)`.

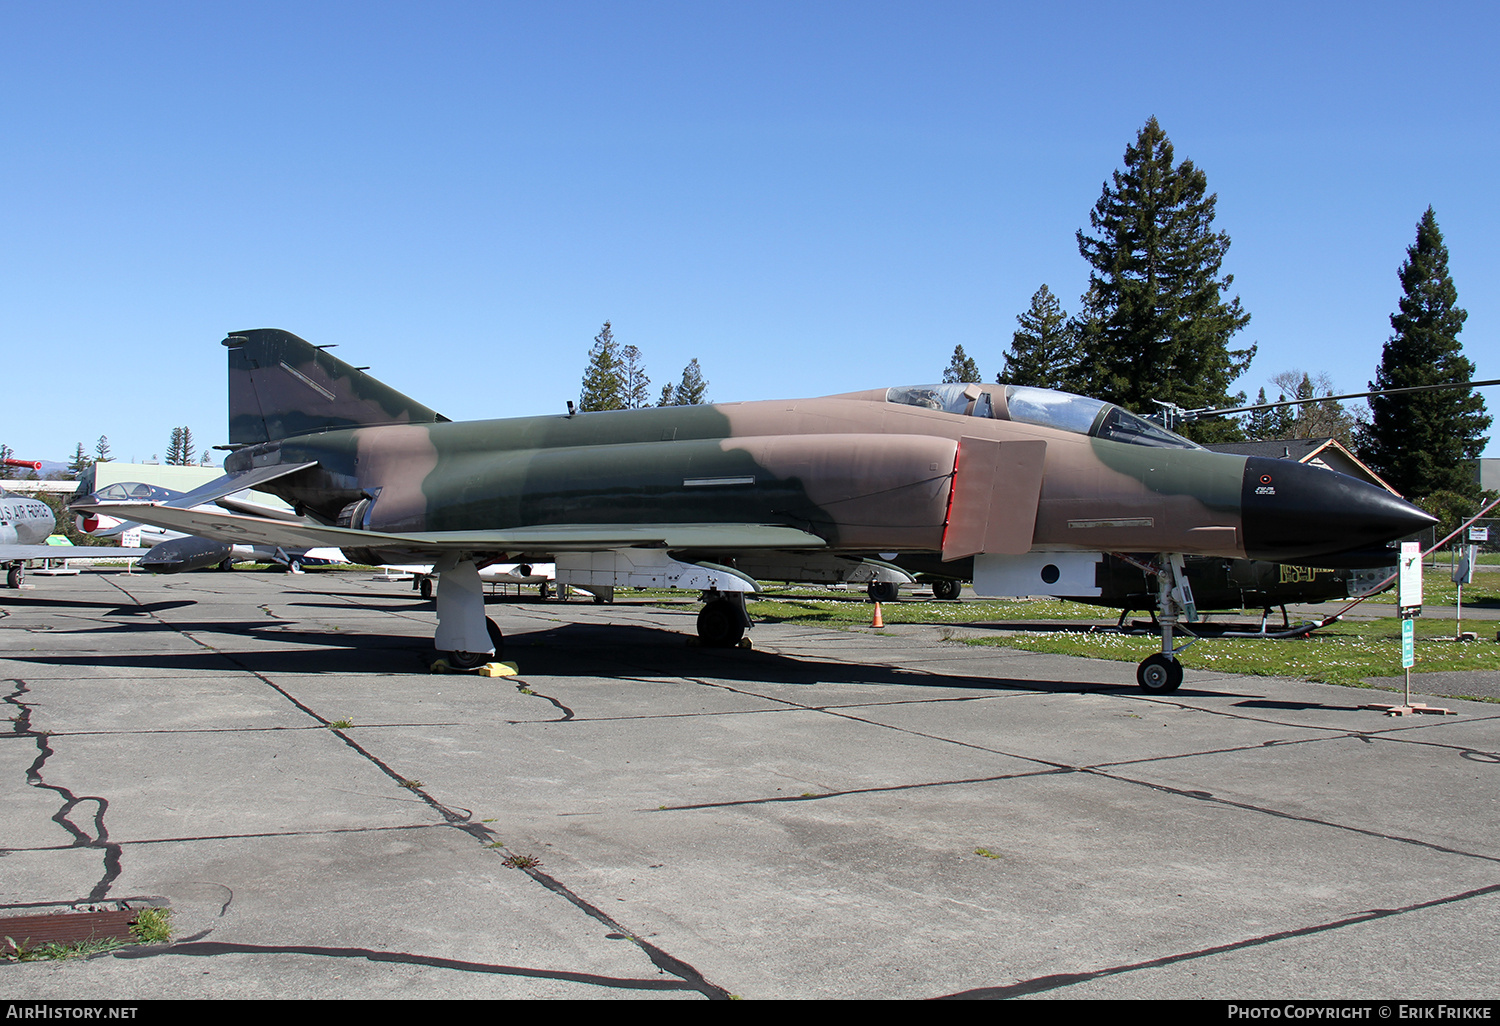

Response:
(2, 476), (148, 587)
(73, 329), (1436, 691)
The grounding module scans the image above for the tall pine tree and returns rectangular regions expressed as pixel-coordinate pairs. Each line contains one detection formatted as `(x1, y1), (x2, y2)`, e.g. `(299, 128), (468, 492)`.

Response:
(1075, 117), (1254, 442)
(659, 359), (709, 406)
(1000, 285), (1078, 389)
(941, 345), (981, 384)
(1357, 208), (1490, 499)
(579, 321), (625, 412)
(68, 443), (92, 475)
(619, 345), (652, 409)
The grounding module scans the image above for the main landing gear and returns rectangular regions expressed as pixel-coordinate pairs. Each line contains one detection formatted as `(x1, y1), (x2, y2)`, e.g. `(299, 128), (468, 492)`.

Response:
(433, 558), (502, 668)
(1122, 552), (1197, 694)
(697, 590), (750, 647)
(6, 562), (23, 589)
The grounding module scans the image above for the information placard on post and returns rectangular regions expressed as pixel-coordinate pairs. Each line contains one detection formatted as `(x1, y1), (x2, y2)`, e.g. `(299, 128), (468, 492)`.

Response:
(1398, 541), (1422, 617)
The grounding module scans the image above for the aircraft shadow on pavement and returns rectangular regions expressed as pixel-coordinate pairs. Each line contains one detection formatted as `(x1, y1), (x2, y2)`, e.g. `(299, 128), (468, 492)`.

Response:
(506, 621), (1141, 695)
(0, 596), (200, 616)
(4, 616), (1165, 693)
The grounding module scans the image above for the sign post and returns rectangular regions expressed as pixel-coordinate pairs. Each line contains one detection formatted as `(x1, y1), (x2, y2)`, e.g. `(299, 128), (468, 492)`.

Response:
(1364, 541), (1454, 716)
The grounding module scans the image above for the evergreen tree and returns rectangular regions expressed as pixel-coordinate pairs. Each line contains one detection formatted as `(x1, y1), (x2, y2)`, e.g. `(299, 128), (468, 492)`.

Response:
(0, 444), (13, 479)
(1075, 117), (1254, 442)
(660, 359), (709, 406)
(93, 435), (112, 463)
(1243, 388), (1277, 439)
(941, 344), (981, 384)
(619, 345), (652, 409)
(1357, 208), (1490, 498)
(1000, 285), (1079, 389)
(68, 443), (92, 475)
(166, 427), (185, 466)
(579, 321), (626, 412)
(179, 427), (196, 466)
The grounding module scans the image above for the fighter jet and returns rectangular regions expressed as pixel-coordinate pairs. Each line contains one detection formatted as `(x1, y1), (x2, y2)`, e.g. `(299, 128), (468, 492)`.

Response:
(73, 329), (1436, 691)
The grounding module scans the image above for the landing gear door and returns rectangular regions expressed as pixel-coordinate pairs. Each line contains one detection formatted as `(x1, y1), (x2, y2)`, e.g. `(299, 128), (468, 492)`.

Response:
(942, 437), (1047, 560)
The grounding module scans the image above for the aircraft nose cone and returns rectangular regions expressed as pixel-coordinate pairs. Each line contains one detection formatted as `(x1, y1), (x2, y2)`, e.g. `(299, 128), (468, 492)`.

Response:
(1240, 457), (1437, 561)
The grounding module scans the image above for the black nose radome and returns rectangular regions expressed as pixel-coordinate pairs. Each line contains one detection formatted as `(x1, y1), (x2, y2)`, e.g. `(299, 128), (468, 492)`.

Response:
(1240, 457), (1437, 561)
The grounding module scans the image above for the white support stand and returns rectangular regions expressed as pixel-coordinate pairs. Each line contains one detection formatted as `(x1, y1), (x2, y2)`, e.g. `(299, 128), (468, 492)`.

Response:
(433, 557), (493, 657)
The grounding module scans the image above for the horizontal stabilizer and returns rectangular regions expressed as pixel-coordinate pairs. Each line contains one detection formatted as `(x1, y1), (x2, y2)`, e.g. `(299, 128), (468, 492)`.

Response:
(141, 463), (321, 512)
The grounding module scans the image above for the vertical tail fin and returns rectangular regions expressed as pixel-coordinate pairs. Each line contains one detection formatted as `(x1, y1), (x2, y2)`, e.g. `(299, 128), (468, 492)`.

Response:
(225, 329), (449, 445)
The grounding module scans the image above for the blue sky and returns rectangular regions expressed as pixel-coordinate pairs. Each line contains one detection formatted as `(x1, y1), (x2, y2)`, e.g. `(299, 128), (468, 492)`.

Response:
(3, 1), (1496, 465)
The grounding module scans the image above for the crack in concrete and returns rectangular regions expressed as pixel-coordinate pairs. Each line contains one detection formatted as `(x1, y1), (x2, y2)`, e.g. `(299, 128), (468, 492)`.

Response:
(94, 577), (727, 999)
(110, 938), (707, 992)
(939, 882), (1500, 999)
(4, 678), (122, 902)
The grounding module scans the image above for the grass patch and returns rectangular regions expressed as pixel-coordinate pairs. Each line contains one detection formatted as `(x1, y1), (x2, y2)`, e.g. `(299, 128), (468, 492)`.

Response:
(965, 616), (1500, 688)
(746, 594), (1500, 688)
(129, 907), (172, 944)
(2, 936), (127, 961)
(1363, 573), (1500, 608)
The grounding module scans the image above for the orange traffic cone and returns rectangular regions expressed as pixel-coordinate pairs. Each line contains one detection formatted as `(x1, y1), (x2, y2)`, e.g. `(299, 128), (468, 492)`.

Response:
(871, 601), (884, 628)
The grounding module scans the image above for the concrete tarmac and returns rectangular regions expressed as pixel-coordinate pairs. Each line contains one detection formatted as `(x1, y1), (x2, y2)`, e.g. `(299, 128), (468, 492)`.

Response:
(2, 570), (1498, 1000)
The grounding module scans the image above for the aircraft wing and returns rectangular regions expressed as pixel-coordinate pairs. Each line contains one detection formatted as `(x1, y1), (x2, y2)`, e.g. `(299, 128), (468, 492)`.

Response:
(0, 545), (149, 561)
(67, 502), (829, 555)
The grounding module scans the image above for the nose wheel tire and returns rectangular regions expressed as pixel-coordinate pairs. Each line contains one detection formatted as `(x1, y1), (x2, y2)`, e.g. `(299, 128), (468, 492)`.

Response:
(1137, 653), (1183, 692)
(931, 579), (961, 601)
(867, 581), (900, 603)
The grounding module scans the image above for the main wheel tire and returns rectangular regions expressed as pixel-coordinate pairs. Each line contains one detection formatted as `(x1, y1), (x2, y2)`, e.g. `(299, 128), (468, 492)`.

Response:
(932, 579), (961, 601)
(867, 581), (900, 603)
(1137, 653), (1183, 692)
(446, 618), (504, 669)
(420, 577), (434, 600)
(697, 600), (745, 648)
(7, 564), (21, 589)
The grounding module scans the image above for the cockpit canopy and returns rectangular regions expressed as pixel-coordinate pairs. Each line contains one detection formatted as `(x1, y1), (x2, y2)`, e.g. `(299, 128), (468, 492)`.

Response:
(885, 383), (1200, 450)
(91, 482), (182, 503)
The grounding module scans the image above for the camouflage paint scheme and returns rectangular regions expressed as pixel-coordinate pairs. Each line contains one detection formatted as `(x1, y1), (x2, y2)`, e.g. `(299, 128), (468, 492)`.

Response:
(196, 329), (1424, 568)
(73, 329), (1434, 680)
